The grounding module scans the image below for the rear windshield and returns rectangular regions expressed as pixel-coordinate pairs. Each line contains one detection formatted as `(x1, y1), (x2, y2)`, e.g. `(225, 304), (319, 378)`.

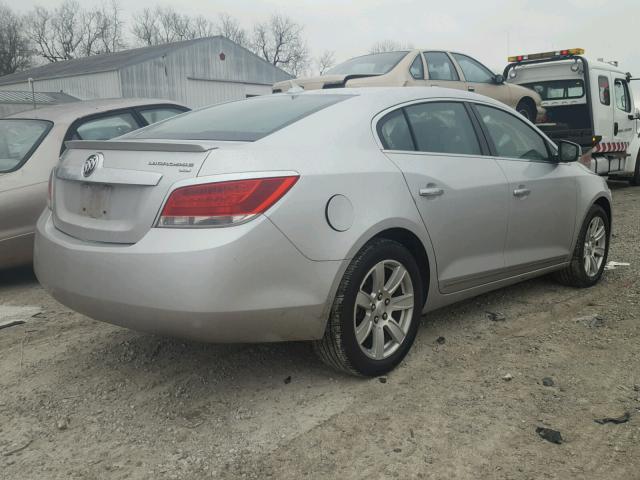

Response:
(127, 94), (352, 142)
(523, 79), (585, 100)
(326, 51), (408, 76)
(0, 119), (52, 173)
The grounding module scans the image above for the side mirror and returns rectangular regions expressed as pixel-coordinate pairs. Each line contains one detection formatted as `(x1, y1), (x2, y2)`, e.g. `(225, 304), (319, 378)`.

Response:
(629, 107), (640, 120)
(556, 140), (581, 162)
(493, 74), (505, 84)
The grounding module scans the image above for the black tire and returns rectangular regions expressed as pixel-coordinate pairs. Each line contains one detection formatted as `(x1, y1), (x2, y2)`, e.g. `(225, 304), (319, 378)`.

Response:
(555, 204), (610, 288)
(313, 238), (424, 377)
(516, 99), (536, 122)
(630, 151), (640, 186)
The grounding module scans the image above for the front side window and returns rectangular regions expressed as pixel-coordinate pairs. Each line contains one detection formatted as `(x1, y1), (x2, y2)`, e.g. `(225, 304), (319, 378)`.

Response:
(0, 119), (52, 173)
(138, 107), (186, 125)
(326, 51), (408, 76)
(523, 80), (585, 100)
(424, 52), (459, 81)
(476, 105), (550, 161)
(378, 109), (414, 151)
(409, 55), (424, 80)
(598, 75), (610, 105)
(128, 94), (352, 142)
(451, 53), (495, 83)
(75, 113), (139, 140)
(405, 102), (481, 155)
(614, 79), (631, 112)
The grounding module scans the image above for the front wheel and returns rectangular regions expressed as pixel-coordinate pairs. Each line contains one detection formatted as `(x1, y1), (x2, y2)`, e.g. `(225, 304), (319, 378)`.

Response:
(313, 238), (423, 376)
(516, 99), (536, 122)
(630, 150), (640, 186)
(555, 204), (610, 287)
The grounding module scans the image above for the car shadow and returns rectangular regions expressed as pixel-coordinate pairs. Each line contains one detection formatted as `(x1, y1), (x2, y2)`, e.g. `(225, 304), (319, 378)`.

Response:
(0, 265), (37, 287)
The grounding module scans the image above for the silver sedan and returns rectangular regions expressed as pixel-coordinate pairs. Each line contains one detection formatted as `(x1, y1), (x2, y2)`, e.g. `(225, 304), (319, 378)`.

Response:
(34, 88), (611, 376)
(0, 99), (188, 269)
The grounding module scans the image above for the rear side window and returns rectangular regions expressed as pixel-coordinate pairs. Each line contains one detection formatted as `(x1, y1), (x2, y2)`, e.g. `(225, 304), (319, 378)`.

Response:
(424, 52), (459, 81)
(451, 53), (494, 83)
(405, 102), (481, 155)
(75, 113), (139, 140)
(614, 79), (631, 112)
(0, 119), (52, 173)
(378, 110), (414, 151)
(598, 76), (610, 105)
(138, 107), (186, 125)
(129, 94), (352, 142)
(476, 105), (550, 161)
(409, 55), (424, 80)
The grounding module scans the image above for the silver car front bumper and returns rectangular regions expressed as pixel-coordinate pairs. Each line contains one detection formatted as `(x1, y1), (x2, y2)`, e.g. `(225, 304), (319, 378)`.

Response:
(34, 211), (342, 342)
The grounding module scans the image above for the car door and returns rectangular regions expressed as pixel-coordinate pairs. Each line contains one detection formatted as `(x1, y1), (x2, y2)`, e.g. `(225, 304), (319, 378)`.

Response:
(378, 101), (509, 293)
(613, 77), (634, 144)
(450, 52), (511, 105)
(423, 51), (467, 91)
(472, 103), (577, 272)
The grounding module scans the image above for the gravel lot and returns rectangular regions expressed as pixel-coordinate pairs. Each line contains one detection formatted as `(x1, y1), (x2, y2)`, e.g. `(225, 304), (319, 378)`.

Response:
(1, 182), (639, 480)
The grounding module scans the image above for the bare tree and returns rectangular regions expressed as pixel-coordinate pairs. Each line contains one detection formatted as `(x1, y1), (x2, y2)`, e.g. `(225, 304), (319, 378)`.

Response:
(0, 3), (32, 75)
(369, 39), (413, 54)
(217, 13), (247, 47)
(191, 15), (216, 39)
(131, 8), (159, 46)
(251, 14), (309, 76)
(27, 0), (126, 62)
(316, 50), (335, 75)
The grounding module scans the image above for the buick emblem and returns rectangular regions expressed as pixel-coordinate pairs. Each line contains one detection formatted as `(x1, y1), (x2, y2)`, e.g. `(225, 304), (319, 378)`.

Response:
(82, 153), (101, 177)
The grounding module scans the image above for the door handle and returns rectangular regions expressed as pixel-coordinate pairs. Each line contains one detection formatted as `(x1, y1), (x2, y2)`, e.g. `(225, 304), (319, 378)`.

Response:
(614, 122), (619, 135)
(467, 86), (475, 92)
(513, 186), (531, 198)
(419, 186), (444, 197)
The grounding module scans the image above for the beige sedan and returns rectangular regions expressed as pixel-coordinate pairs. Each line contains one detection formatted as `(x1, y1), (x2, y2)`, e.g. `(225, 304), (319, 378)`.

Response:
(0, 98), (188, 269)
(274, 50), (543, 121)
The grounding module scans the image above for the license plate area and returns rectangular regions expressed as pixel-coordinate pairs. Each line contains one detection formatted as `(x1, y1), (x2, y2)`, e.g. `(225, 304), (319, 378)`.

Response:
(80, 183), (113, 219)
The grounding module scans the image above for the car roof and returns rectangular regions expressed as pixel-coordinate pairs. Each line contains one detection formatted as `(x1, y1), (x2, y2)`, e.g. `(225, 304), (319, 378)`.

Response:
(275, 86), (508, 112)
(6, 98), (186, 124)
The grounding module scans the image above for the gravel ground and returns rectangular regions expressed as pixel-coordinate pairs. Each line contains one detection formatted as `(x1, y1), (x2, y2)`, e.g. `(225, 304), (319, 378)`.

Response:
(1, 182), (639, 480)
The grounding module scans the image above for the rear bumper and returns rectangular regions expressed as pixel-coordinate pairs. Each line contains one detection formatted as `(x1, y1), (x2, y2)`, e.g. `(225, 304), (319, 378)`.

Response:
(34, 211), (342, 342)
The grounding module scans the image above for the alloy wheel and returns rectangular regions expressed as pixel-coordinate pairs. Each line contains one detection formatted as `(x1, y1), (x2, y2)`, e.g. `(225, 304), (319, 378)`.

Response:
(353, 259), (414, 360)
(583, 216), (607, 277)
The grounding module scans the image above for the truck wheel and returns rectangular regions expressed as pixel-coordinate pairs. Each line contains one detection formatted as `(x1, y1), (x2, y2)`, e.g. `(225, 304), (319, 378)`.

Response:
(630, 151), (640, 186)
(516, 99), (536, 122)
(554, 204), (609, 288)
(313, 238), (423, 377)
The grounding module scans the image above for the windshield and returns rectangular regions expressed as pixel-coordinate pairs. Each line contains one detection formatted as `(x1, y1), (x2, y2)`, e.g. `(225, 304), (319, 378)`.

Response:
(0, 119), (52, 173)
(523, 80), (585, 101)
(127, 94), (353, 142)
(326, 51), (408, 76)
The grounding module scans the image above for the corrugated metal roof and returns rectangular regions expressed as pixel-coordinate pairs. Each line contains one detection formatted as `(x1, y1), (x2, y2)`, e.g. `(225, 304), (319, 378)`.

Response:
(0, 91), (78, 104)
(0, 36), (290, 86)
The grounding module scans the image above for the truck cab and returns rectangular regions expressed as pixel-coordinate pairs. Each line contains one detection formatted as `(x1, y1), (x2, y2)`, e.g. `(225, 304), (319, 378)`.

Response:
(505, 49), (640, 183)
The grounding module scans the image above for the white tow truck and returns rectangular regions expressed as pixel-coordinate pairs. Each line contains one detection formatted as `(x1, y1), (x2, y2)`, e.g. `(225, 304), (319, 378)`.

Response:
(504, 48), (640, 184)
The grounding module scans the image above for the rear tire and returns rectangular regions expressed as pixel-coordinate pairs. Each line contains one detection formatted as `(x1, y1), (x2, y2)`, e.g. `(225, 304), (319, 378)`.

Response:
(313, 238), (423, 377)
(630, 151), (640, 186)
(555, 204), (610, 287)
(516, 99), (536, 122)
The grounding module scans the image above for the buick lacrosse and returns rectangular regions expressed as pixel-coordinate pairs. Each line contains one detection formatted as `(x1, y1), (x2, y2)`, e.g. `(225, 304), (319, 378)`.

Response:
(35, 87), (611, 376)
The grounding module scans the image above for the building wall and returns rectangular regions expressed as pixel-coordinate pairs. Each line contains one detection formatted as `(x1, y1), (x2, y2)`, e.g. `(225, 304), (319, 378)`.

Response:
(120, 38), (290, 108)
(0, 71), (121, 100)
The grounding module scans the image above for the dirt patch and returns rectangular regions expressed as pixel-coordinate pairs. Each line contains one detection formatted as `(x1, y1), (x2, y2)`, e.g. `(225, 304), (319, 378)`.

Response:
(1, 182), (639, 479)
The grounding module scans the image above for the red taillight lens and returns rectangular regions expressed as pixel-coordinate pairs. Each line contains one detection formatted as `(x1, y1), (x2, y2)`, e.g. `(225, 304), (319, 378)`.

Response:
(47, 168), (55, 209)
(158, 175), (298, 227)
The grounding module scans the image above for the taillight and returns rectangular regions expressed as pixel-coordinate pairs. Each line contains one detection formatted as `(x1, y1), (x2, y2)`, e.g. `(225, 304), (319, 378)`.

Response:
(47, 168), (55, 209)
(158, 175), (299, 228)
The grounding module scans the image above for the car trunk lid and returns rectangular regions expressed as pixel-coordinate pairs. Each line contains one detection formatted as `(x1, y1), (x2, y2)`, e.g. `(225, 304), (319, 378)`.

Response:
(52, 140), (216, 244)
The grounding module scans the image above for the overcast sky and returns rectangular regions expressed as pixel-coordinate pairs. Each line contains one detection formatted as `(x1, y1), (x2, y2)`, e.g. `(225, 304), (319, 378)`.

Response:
(12, 0), (640, 95)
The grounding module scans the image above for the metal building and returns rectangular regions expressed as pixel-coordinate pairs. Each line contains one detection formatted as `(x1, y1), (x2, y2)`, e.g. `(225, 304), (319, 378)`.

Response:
(0, 37), (292, 108)
(0, 91), (78, 117)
